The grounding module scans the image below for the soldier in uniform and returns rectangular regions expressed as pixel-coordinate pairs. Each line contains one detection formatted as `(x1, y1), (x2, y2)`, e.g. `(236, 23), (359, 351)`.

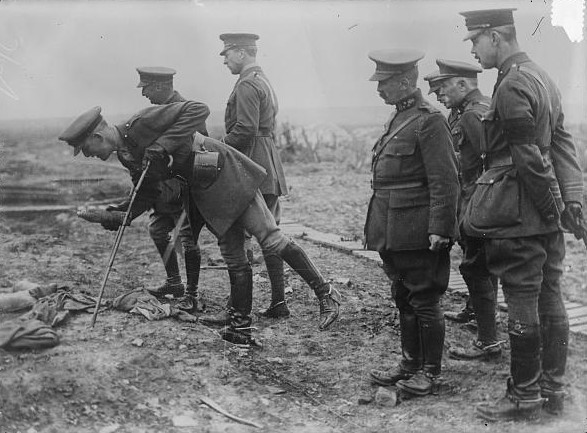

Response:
(121, 67), (204, 314)
(460, 8), (584, 421)
(365, 49), (460, 397)
(58, 100), (340, 346)
(430, 59), (500, 360)
(209, 33), (290, 322)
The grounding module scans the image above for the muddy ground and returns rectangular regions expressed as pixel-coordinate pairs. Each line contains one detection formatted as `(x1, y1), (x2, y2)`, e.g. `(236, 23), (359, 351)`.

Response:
(1, 135), (587, 433)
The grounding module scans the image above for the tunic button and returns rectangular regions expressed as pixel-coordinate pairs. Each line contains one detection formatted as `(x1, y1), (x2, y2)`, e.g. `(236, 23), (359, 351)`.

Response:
(124, 134), (128, 138)
(489, 179), (494, 184)
(125, 123), (130, 127)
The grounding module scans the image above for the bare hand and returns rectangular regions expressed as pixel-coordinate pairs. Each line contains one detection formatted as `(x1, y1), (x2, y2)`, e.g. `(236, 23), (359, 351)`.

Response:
(429, 234), (451, 251)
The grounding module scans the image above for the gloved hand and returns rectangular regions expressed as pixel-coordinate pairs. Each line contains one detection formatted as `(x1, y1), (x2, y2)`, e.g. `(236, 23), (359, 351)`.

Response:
(561, 201), (584, 240)
(105, 198), (130, 213)
(142, 144), (169, 171)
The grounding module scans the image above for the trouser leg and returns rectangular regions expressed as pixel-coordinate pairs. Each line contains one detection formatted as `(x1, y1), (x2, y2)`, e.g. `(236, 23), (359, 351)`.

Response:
(485, 237), (545, 400)
(239, 192), (340, 329)
(385, 249), (449, 397)
(538, 232), (568, 414)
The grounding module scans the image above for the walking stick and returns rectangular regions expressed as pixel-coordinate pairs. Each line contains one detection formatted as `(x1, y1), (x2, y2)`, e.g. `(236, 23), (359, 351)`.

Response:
(90, 161), (151, 327)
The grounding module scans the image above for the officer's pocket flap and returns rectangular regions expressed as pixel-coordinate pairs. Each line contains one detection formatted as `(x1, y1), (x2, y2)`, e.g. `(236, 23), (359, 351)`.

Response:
(382, 139), (417, 156)
(476, 166), (517, 185)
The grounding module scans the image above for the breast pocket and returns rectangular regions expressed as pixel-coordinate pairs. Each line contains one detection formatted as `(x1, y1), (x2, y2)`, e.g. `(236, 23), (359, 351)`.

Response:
(377, 138), (417, 176)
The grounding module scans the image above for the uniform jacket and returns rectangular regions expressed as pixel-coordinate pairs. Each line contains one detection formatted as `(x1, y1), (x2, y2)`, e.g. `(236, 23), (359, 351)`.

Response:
(451, 88), (490, 220)
(364, 89), (460, 251)
(224, 64), (287, 196)
(152, 91), (193, 215)
(463, 52), (584, 238)
(114, 101), (267, 238)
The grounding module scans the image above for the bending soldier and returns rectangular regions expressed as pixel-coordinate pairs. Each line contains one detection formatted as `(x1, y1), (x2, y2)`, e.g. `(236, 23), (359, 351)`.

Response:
(58, 100), (341, 346)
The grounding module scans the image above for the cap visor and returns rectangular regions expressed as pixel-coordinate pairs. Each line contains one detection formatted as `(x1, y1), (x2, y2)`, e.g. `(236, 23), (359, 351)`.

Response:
(219, 49), (228, 56)
(136, 81), (147, 88)
(428, 87), (439, 95)
(463, 29), (484, 41)
(369, 71), (395, 82)
(73, 145), (82, 156)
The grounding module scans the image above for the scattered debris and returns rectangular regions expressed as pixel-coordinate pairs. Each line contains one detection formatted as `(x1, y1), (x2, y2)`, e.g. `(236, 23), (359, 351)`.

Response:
(200, 396), (263, 429)
(131, 338), (144, 347)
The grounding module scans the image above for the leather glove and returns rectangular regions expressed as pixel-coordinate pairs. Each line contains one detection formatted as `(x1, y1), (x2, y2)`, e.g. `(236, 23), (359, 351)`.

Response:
(561, 201), (584, 240)
(142, 144), (169, 170)
(105, 198), (130, 213)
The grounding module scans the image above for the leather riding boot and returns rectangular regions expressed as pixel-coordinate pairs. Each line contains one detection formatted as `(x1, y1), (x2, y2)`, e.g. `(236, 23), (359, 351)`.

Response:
(399, 312), (423, 372)
(476, 378), (543, 422)
(200, 295), (232, 326)
(370, 312), (421, 387)
(465, 276), (498, 344)
(510, 324), (542, 399)
(314, 283), (341, 331)
(147, 241), (184, 298)
(220, 270), (260, 346)
(396, 319), (444, 396)
(258, 253), (290, 319)
(220, 311), (261, 347)
(177, 250), (203, 314)
(540, 316), (569, 415)
(279, 241), (340, 330)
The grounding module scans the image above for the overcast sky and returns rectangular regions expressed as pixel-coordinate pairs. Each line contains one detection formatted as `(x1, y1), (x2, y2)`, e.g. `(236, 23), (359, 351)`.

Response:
(0, 0), (585, 123)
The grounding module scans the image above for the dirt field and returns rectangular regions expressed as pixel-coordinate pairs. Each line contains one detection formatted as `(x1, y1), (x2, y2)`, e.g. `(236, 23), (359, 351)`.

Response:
(1, 135), (587, 432)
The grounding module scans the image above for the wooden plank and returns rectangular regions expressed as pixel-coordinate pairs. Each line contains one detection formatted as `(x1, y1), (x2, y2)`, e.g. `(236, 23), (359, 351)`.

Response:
(352, 250), (383, 264)
(570, 323), (587, 334)
(300, 230), (364, 252)
(569, 316), (587, 327)
(566, 306), (587, 319)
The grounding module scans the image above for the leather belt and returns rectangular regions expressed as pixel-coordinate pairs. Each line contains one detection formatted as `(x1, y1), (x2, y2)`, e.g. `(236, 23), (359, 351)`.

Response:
(371, 179), (426, 190)
(484, 153), (513, 169)
(484, 147), (551, 169)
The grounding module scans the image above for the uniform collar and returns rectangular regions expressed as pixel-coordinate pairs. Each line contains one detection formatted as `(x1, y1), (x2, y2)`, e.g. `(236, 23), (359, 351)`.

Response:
(395, 89), (421, 112)
(163, 90), (185, 104)
(240, 62), (261, 78)
(495, 52), (530, 90)
(458, 88), (483, 113)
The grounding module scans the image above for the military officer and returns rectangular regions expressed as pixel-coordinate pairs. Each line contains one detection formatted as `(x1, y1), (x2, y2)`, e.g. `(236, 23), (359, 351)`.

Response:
(430, 59), (500, 361)
(125, 67), (204, 314)
(460, 8), (584, 421)
(58, 101), (340, 346)
(365, 49), (460, 397)
(214, 33), (290, 321)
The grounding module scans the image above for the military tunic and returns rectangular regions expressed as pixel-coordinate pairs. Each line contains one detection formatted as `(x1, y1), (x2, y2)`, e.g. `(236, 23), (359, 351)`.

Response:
(114, 101), (267, 238)
(451, 88), (491, 219)
(462, 52), (584, 399)
(463, 52), (583, 238)
(224, 65), (287, 196)
(365, 89), (459, 252)
(148, 91), (199, 252)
